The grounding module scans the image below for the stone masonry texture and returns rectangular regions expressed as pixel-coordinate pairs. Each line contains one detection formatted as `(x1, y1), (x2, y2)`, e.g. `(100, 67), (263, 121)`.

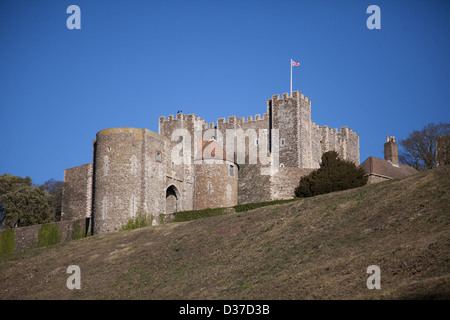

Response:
(60, 91), (359, 234)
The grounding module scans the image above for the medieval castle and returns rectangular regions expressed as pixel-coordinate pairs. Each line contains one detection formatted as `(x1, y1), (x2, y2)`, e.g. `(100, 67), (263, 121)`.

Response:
(61, 91), (360, 234)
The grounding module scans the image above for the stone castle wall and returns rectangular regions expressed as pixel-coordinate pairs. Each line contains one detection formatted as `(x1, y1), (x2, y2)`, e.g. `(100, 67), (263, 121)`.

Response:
(92, 128), (194, 234)
(271, 93), (301, 168)
(93, 128), (146, 234)
(194, 159), (238, 210)
(60, 90), (360, 233)
(270, 168), (315, 200)
(0, 218), (87, 254)
(159, 113), (208, 155)
(237, 165), (314, 204)
(237, 163), (272, 204)
(61, 163), (92, 221)
(216, 113), (270, 161)
(158, 91), (360, 171)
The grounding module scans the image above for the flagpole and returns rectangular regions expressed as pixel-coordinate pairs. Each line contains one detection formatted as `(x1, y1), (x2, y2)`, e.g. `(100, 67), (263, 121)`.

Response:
(290, 59), (292, 96)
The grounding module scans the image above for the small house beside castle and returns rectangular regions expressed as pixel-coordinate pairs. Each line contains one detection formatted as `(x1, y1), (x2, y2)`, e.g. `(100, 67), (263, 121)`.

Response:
(359, 136), (418, 184)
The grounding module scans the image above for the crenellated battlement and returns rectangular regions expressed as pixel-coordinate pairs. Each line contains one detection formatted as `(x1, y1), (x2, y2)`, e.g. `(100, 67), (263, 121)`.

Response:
(158, 91), (358, 167)
(319, 125), (357, 135)
(159, 113), (207, 123)
(159, 112), (209, 138)
(270, 91), (311, 104)
(160, 108), (270, 130)
(214, 113), (269, 127)
(317, 124), (359, 165)
(292, 91), (311, 104)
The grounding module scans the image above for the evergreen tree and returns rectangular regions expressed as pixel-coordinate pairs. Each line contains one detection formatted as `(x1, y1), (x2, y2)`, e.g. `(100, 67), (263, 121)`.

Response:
(0, 174), (54, 228)
(295, 151), (367, 198)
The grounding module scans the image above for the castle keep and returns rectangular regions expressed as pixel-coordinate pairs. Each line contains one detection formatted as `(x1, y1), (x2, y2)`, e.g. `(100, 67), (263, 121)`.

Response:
(61, 91), (360, 234)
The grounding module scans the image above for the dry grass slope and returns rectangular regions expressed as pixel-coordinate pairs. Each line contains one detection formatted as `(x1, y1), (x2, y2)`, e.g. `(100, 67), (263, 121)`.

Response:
(0, 165), (449, 299)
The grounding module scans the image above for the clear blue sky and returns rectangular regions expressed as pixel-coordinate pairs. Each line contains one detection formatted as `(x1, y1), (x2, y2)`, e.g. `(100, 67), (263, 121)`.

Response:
(1, 0), (449, 185)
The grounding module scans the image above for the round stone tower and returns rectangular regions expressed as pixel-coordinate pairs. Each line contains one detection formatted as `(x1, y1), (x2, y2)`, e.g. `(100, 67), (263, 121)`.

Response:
(92, 128), (145, 234)
(194, 139), (238, 210)
(92, 127), (194, 233)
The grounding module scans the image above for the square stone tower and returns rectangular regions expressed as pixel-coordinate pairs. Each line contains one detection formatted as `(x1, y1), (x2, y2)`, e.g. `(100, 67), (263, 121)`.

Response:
(269, 91), (314, 169)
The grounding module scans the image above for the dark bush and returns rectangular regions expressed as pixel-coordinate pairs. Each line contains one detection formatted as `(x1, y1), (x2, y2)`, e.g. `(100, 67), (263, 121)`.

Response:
(295, 151), (367, 198)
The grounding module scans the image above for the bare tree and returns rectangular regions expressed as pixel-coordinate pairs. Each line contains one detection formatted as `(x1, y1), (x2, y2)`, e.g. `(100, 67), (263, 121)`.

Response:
(436, 135), (450, 167)
(399, 122), (450, 171)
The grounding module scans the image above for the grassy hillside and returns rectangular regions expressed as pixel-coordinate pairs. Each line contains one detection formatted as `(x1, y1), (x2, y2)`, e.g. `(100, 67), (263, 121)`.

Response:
(0, 165), (449, 300)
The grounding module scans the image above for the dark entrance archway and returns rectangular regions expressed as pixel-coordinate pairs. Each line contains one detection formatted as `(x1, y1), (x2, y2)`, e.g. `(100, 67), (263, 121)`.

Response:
(166, 185), (180, 214)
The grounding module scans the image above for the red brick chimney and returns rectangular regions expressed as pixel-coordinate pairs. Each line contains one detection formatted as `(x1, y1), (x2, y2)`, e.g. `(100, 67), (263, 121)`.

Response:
(384, 136), (398, 165)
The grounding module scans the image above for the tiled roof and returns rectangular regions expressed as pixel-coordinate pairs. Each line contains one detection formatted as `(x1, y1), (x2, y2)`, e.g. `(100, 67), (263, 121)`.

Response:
(359, 156), (418, 179)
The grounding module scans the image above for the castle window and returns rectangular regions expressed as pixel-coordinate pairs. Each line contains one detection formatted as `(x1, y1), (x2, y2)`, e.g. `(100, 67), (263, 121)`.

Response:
(229, 165), (234, 176)
(280, 163), (285, 168)
(280, 138), (285, 146)
(255, 139), (259, 146)
(171, 162), (175, 169)
(156, 152), (161, 162)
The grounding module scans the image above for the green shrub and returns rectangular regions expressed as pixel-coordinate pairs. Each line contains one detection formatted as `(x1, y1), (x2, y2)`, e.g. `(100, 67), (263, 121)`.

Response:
(295, 151), (368, 198)
(0, 229), (15, 254)
(172, 207), (228, 222)
(38, 224), (61, 248)
(71, 220), (85, 240)
(121, 210), (152, 231)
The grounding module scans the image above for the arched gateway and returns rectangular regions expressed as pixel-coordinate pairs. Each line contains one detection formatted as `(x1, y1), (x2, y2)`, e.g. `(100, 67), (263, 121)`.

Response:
(166, 185), (180, 214)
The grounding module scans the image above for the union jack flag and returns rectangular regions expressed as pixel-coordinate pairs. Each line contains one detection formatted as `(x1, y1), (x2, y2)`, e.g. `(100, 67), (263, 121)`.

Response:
(292, 60), (300, 66)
